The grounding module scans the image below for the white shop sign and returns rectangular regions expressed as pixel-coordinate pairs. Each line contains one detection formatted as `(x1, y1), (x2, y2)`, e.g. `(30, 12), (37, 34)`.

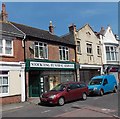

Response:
(30, 61), (74, 69)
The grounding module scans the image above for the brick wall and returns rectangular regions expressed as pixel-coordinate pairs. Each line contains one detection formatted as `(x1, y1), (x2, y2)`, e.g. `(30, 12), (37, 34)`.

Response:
(25, 39), (75, 62)
(1, 37), (24, 62)
(0, 95), (21, 105)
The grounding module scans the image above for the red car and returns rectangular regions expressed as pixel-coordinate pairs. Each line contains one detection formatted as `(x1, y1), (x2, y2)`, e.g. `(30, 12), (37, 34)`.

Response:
(40, 81), (89, 106)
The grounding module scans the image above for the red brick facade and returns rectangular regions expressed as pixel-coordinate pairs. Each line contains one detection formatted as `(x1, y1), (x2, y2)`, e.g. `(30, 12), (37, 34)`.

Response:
(0, 95), (21, 105)
(1, 37), (24, 62)
(25, 39), (75, 62)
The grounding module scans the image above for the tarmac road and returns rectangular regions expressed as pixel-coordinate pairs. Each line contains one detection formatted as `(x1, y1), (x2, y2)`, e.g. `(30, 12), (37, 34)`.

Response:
(2, 92), (119, 118)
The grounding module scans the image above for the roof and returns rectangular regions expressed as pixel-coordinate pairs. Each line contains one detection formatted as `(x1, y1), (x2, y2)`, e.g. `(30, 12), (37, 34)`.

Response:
(0, 21), (24, 38)
(61, 33), (75, 44)
(11, 22), (75, 46)
(61, 24), (99, 41)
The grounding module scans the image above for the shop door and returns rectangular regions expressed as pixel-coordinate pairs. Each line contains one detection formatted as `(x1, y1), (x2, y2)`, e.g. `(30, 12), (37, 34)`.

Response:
(29, 75), (40, 97)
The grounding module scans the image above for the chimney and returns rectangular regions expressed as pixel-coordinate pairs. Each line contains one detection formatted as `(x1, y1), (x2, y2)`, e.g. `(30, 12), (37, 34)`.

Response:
(1, 3), (8, 22)
(49, 21), (54, 34)
(69, 23), (76, 33)
(101, 27), (104, 31)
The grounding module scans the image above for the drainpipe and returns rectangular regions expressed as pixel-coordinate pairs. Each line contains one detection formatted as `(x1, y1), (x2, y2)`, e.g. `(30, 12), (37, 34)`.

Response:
(74, 45), (78, 82)
(19, 34), (26, 102)
(22, 34), (27, 101)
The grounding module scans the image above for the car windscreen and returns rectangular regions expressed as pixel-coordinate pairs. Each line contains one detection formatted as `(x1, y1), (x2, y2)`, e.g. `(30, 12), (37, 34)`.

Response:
(50, 84), (67, 91)
(89, 78), (103, 85)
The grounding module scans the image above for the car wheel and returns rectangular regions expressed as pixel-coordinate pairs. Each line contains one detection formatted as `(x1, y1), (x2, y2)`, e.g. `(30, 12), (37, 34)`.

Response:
(58, 97), (65, 106)
(99, 89), (104, 96)
(113, 86), (117, 93)
(82, 93), (87, 100)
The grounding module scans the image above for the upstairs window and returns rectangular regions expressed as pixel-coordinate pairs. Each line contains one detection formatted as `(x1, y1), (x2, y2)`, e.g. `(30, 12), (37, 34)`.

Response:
(0, 39), (13, 56)
(77, 41), (81, 53)
(106, 46), (118, 61)
(59, 46), (69, 61)
(86, 43), (92, 54)
(97, 45), (101, 55)
(34, 42), (48, 59)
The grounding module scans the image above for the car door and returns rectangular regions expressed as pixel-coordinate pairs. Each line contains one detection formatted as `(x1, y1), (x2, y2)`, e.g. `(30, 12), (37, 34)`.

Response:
(67, 83), (80, 101)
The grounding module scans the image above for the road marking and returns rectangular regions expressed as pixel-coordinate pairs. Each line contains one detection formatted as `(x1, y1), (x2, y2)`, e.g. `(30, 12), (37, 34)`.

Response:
(41, 110), (51, 113)
(101, 108), (111, 111)
(93, 97), (101, 100)
(101, 108), (116, 113)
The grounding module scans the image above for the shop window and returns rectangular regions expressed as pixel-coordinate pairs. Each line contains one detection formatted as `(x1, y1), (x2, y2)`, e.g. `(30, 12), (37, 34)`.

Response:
(59, 46), (69, 61)
(34, 42), (48, 59)
(0, 71), (9, 96)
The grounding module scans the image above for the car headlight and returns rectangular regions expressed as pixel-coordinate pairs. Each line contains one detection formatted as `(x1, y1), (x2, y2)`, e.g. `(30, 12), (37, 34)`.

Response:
(49, 95), (56, 99)
(93, 87), (97, 91)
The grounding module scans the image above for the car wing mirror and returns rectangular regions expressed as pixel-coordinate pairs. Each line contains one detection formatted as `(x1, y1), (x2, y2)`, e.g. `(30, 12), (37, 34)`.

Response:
(67, 87), (71, 92)
(103, 82), (106, 86)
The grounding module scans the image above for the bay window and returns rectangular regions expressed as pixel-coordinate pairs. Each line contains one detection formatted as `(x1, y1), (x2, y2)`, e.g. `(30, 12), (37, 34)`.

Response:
(106, 46), (118, 61)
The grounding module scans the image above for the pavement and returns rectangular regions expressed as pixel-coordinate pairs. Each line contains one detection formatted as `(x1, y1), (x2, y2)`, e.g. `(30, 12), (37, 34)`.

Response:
(1, 97), (120, 118)
(1, 97), (40, 112)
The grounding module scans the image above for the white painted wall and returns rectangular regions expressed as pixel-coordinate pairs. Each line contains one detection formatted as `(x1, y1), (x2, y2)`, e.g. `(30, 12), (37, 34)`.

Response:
(100, 26), (119, 64)
(0, 62), (25, 102)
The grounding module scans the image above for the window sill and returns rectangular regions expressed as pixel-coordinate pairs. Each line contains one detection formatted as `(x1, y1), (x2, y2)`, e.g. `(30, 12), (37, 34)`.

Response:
(97, 55), (101, 57)
(0, 55), (14, 58)
(87, 54), (93, 56)
(77, 52), (82, 55)
(59, 60), (69, 62)
(0, 93), (9, 97)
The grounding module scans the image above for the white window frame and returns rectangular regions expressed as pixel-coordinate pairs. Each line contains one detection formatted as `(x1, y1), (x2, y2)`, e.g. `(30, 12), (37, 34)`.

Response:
(106, 45), (118, 61)
(34, 41), (48, 59)
(86, 43), (92, 55)
(59, 46), (69, 61)
(0, 71), (9, 97)
(0, 39), (13, 56)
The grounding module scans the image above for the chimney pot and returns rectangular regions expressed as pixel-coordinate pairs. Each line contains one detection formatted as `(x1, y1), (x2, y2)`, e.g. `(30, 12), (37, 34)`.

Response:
(101, 27), (104, 31)
(49, 21), (54, 34)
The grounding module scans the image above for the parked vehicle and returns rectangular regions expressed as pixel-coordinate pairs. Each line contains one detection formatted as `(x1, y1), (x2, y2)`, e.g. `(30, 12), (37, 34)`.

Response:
(40, 81), (89, 106)
(88, 74), (118, 96)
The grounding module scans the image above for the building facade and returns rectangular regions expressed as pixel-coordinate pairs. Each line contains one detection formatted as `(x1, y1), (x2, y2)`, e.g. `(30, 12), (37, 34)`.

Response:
(12, 21), (76, 98)
(62, 24), (103, 83)
(0, 4), (25, 104)
(98, 26), (119, 84)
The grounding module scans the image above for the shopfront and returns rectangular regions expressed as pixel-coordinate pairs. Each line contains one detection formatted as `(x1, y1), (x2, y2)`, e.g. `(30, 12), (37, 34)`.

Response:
(26, 59), (76, 97)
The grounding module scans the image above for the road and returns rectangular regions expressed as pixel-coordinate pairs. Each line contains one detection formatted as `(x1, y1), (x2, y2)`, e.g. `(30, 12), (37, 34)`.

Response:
(2, 92), (119, 118)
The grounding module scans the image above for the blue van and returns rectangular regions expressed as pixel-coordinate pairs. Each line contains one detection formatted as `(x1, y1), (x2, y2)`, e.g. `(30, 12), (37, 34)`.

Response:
(88, 74), (117, 96)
